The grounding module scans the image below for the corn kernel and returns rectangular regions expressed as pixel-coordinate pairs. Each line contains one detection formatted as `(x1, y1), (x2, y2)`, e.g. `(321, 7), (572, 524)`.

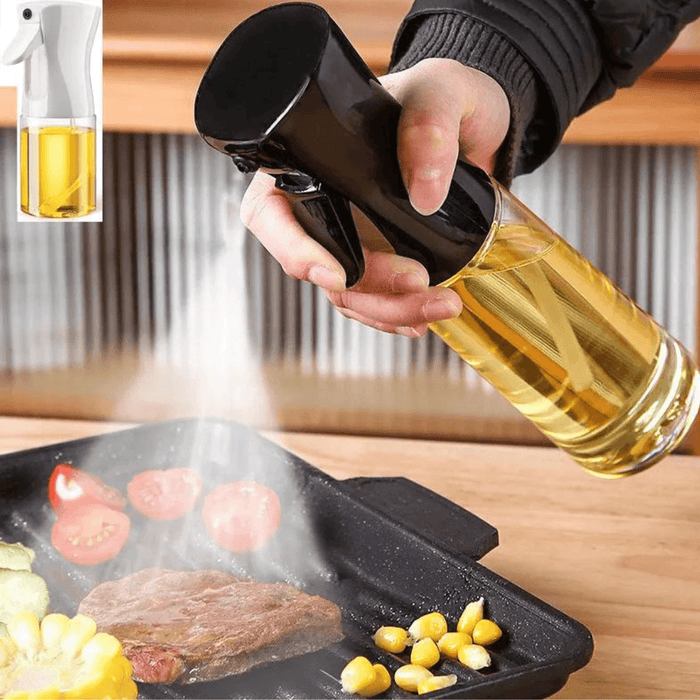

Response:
(417, 674), (458, 695)
(394, 664), (434, 693)
(410, 638), (440, 668)
(373, 626), (408, 653)
(41, 613), (70, 650)
(437, 632), (472, 659)
(408, 612), (448, 642)
(60, 614), (97, 659)
(472, 619), (502, 646)
(7, 610), (41, 657)
(458, 644), (491, 670)
(357, 664), (391, 698)
(0, 612), (137, 700)
(341, 656), (376, 695)
(456, 597), (484, 636)
(80, 632), (122, 663)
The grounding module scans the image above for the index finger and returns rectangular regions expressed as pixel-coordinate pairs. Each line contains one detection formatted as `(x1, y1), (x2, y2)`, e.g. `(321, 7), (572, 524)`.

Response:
(240, 172), (347, 290)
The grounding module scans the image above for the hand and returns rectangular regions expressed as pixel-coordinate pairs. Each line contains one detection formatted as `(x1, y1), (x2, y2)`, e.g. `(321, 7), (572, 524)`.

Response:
(240, 58), (510, 337)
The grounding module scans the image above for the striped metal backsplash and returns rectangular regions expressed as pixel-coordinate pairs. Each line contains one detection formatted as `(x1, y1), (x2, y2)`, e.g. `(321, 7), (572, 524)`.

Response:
(0, 129), (698, 426)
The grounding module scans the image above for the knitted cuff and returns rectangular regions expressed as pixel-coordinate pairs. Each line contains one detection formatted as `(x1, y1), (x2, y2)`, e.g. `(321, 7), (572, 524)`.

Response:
(389, 13), (537, 185)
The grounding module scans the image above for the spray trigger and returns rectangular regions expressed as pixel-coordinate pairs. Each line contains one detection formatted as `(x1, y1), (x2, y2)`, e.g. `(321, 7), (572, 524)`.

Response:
(2, 18), (43, 65)
(275, 172), (365, 288)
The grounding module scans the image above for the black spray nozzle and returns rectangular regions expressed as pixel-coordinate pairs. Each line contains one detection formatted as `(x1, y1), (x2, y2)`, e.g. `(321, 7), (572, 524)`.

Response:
(194, 2), (495, 287)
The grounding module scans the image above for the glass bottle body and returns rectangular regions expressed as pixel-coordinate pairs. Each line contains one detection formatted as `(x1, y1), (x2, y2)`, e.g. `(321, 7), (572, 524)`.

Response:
(430, 182), (700, 477)
(20, 116), (96, 218)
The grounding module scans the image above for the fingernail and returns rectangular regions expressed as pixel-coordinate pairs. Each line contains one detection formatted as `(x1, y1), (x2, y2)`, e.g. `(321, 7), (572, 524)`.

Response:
(391, 271), (429, 292)
(308, 265), (345, 290)
(408, 169), (445, 216)
(423, 296), (462, 320)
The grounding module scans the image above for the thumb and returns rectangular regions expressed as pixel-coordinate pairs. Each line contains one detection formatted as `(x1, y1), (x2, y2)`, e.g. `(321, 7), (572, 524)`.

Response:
(396, 80), (469, 216)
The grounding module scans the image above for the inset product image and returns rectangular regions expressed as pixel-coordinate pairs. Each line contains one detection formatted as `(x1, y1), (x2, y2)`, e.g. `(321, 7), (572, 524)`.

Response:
(2, 1), (101, 218)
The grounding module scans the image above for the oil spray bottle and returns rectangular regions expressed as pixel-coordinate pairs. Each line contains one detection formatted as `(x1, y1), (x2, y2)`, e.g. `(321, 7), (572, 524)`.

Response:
(194, 3), (700, 478)
(2, 1), (100, 218)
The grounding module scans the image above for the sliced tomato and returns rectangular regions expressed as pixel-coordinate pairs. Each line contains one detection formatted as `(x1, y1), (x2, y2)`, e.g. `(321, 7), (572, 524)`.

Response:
(51, 505), (131, 566)
(202, 481), (281, 552)
(48, 463), (126, 515)
(127, 467), (203, 520)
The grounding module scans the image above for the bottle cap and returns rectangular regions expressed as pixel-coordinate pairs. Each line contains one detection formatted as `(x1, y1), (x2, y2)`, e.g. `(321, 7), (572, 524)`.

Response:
(2, 1), (100, 119)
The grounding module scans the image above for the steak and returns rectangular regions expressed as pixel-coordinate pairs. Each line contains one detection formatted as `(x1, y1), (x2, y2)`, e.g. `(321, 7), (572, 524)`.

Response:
(77, 568), (345, 684)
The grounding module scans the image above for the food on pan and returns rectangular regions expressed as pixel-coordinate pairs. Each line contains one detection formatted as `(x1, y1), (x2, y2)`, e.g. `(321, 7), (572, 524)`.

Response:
(127, 467), (203, 520)
(458, 644), (491, 670)
(417, 674), (457, 695)
(0, 611), (137, 699)
(341, 597), (504, 696)
(77, 568), (345, 684)
(394, 664), (434, 693)
(373, 626), (408, 653)
(202, 481), (281, 552)
(437, 631), (472, 659)
(47, 464), (131, 566)
(410, 638), (440, 668)
(0, 542), (35, 571)
(340, 656), (391, 697)
(0, 542), (49, 638)
(0, 571), (50, 638)
(361, 663), (391, 697)
(48, 464), (126, 516)
(408, 612), (448, 642)
(472, 618), (503, 646)
(457, 596), (484, 635)
(51, 505), (131, 566)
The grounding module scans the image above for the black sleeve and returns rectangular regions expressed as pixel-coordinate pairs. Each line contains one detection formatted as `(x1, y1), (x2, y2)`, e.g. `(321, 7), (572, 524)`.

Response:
(582, 0), (700, 109)
(390, 0), (700, 182)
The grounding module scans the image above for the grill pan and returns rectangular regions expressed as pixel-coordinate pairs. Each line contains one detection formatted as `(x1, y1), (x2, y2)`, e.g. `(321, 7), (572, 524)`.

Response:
(0, 418), (593, 698)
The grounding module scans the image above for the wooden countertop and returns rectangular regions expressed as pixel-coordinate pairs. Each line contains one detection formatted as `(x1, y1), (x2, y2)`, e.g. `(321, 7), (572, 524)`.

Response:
(1, 415), (699, 698)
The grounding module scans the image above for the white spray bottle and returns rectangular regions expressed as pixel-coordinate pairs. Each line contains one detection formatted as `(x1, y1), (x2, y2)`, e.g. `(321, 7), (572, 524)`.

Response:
(2, 1), (100, 218)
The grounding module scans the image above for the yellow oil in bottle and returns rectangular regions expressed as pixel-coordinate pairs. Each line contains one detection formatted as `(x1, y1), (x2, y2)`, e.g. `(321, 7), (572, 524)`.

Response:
(430, 221), (700, 477)
(20, 125), (95, 218)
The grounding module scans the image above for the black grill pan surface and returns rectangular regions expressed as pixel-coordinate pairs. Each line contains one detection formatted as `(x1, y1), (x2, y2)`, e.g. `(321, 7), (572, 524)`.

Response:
(0, 418), (593, 698)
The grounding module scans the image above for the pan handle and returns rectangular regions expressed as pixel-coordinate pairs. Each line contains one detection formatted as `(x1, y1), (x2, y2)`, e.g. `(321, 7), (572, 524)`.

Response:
(340, 476), (498, 561)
